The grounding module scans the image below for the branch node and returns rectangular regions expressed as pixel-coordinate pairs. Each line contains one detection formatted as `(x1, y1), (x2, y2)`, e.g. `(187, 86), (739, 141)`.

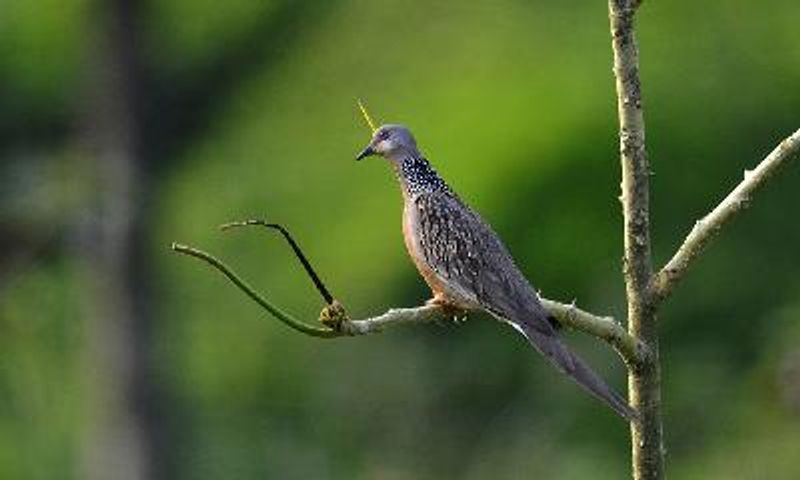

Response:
(319, 300), (350, 332)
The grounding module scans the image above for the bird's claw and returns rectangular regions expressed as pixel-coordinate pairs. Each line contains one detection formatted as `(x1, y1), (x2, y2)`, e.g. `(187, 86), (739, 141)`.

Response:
(426, 297), (468, 324)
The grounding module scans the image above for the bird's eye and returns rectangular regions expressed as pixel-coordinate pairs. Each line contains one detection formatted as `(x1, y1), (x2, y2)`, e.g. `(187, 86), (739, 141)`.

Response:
(378, 130), (390, 141)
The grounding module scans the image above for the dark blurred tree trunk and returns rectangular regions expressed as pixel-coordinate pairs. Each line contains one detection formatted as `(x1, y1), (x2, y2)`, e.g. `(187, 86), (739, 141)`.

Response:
(77, 1), (162, 479)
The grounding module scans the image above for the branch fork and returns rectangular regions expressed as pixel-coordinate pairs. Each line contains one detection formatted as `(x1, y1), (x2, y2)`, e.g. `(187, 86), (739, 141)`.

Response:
(608, 1), (800, 478)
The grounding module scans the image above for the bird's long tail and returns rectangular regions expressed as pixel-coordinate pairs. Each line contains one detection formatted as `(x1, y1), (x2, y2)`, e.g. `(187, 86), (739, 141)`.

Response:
(512, 317), (637, 421)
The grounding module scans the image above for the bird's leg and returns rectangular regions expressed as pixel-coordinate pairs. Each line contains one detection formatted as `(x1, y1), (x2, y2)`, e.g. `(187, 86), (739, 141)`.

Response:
(426, 296), (469, 324)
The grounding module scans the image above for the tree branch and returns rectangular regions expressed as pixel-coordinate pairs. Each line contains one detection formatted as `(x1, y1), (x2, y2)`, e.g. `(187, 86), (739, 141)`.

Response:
(220, 219), (335, 304)
(652, 128), (800, 303)
(170, 242), (642, 365)
(541, 298), (643, 367)
(610, 0), (653, 314)
(171, 243), (338, 338)
(608, 0), (665, 478)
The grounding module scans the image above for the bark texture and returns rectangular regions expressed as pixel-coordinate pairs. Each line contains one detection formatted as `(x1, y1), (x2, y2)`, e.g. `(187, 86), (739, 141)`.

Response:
(607, 1), (665, 478)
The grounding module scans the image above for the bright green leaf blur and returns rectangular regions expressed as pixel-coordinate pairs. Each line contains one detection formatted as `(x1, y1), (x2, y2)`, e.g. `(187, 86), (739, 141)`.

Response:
(2, 1), (799, 479)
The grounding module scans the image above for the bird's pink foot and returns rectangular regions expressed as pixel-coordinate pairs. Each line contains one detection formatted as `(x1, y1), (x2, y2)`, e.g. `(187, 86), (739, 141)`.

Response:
(425, 295), (448, 307)
(426, 296), (468, 323)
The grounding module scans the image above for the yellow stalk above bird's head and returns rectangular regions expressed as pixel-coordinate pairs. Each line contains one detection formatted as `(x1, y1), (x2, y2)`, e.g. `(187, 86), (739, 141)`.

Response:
(357, 99), (377, 133)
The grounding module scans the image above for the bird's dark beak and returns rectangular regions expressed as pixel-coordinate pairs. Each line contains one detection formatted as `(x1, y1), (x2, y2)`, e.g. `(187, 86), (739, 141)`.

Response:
(356, 144), (375, 161)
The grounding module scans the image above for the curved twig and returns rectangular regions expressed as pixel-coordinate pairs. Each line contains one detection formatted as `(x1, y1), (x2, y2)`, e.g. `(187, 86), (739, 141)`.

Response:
(220, 219), (335, 304)
(171, 243), (337, 338)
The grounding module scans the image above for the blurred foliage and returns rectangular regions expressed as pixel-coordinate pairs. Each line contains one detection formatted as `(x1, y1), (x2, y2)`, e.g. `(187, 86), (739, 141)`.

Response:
(2, 0), (800, 478)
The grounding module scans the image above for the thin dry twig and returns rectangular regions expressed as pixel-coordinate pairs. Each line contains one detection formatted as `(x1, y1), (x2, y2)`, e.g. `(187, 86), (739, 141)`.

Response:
(220, 219), (335, 304)
(652, 128), (800, 303)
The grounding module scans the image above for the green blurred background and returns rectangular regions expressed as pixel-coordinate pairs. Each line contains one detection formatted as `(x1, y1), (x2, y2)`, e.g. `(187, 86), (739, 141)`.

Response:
(2, 1), (799, 478)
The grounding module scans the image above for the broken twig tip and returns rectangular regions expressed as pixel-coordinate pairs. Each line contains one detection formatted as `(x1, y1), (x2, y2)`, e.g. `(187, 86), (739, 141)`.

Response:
(220, 219), (262, 231)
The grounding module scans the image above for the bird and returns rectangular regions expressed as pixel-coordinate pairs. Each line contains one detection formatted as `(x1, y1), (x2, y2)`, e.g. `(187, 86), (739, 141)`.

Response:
(356, 123), (636, 421)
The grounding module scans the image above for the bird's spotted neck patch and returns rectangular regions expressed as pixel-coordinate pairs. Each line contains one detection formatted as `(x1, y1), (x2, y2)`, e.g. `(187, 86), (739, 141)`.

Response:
(398, 154), (450, 196)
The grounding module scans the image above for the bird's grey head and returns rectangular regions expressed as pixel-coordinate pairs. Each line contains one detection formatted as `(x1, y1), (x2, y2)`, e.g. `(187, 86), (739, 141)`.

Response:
(356, 124), (418, 161)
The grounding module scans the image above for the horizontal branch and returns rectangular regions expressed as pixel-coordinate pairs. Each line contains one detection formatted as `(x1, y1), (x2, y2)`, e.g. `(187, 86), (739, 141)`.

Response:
(171, 242), (643, 365)
(339, 304), (449, 334)
(652, 128), (800, 303)
(541, 298), (643, 367)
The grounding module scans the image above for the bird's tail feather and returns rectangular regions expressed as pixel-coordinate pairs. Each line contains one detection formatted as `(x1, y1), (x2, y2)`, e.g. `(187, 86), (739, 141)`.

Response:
(512, 318), (637, 421)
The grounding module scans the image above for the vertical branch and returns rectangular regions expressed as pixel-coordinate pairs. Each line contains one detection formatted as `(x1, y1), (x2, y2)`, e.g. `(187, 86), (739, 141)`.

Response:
(608, 1), (664, 479)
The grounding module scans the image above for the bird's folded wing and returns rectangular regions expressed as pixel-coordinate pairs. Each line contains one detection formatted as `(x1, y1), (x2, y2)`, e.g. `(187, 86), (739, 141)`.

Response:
(413, 192), (544, 322)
